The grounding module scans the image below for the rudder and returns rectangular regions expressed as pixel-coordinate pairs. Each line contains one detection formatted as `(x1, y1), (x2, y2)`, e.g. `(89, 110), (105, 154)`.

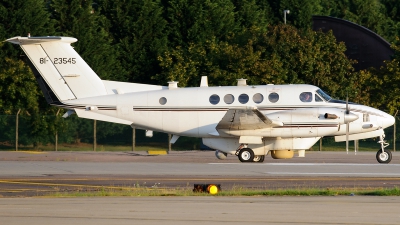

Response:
(6, 36), (107, 103)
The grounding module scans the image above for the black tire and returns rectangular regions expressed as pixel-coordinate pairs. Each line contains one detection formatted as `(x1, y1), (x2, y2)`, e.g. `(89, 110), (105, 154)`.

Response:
(253, 155), (265, 163)
(376, 149), (392, 164)
(238, 148), (254, 162)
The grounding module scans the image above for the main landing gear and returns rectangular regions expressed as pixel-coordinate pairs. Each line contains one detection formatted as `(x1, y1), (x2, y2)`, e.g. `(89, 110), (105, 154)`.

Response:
(376, 134), (392, 164)
(235, 144), (264, 163)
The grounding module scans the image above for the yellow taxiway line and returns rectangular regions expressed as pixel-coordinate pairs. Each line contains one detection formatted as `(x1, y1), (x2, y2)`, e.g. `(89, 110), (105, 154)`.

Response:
(13, 151), (47, 154)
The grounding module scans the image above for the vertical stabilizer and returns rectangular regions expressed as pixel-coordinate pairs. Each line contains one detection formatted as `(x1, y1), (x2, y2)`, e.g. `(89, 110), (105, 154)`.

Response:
(6, 36), (107, 103)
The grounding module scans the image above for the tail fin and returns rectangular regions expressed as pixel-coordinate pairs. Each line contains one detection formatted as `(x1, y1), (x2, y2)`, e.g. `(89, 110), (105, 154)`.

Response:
(6, 36), (107, 104)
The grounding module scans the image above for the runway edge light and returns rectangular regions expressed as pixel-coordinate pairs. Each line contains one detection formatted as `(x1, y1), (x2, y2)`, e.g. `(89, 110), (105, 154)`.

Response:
(193, 184), (221, 195)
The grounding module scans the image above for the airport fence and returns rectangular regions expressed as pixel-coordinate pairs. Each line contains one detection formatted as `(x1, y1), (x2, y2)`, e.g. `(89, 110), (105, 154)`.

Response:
(0, 114), (201, 151)
(0, 114), (399, 152)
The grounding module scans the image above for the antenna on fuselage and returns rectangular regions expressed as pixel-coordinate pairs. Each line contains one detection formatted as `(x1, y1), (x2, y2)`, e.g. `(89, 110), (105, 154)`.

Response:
(237, 78), (247, 86)
(200, 76), (208, 87)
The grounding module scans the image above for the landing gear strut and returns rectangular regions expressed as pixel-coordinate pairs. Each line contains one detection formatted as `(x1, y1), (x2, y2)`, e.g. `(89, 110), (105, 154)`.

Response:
(376, 134), (391, 164)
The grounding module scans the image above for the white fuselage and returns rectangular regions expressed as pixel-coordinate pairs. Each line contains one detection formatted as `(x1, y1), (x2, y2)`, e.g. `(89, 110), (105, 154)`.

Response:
(64, 84), (394, 140)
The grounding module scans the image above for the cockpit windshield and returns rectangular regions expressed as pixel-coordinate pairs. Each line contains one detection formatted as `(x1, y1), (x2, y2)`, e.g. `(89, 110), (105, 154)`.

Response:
(316, 89), (332, 102)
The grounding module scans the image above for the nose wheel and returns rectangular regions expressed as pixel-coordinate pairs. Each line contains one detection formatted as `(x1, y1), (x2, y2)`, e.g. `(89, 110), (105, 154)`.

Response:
(376, 133), (392, 164)
(376, 149), (392, 164)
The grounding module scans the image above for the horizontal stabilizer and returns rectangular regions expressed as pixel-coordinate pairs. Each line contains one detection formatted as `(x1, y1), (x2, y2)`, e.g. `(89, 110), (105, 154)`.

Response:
(75, 109), (132, 125)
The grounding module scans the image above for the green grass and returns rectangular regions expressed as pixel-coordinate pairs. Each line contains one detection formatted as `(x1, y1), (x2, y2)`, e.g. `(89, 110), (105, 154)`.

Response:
(48, 187), (400, 197)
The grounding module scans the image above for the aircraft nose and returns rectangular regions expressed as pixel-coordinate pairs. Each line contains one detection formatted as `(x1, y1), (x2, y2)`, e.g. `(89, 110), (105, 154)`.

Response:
(382, 114), (395, 128)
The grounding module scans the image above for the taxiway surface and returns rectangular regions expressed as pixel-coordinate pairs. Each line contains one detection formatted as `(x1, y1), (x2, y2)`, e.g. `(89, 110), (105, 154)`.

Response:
(1, 150), (400, 225)
(0, 150), (399, 196)
(1, 196), (400, 225)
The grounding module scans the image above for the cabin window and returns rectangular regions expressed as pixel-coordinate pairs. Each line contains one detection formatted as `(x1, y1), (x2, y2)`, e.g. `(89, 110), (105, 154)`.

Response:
(363, 114), (370, 122)
(238, 94), (249, 104)
(159, 97), (167, 105)
(209, 94), (220, 105)
(315, 94), (323, 102)
(268, 92), (279, 103)
(253, 93), (264, 104)
(300, 92), (312, 102)
(224, 94), (234, 104)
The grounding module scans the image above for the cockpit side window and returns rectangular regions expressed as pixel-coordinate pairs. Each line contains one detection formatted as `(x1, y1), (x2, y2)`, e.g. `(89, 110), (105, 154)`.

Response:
(316, 89), (332, 102)
(299, 92), (312, 102)
(315, 94), (323, 102)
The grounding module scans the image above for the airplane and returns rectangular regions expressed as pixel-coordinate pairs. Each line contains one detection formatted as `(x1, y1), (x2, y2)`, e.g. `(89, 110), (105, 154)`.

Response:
(6, 35), (395, 163)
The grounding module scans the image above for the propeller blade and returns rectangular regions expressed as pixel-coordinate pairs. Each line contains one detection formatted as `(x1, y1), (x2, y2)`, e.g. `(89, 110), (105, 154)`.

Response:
(346, 122), (349, 154)
(345, 94), (349, 154)
(354, 140), (357, 155)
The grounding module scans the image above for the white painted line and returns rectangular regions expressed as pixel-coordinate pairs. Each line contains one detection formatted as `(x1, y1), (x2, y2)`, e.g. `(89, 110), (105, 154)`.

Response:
(209, 163), (400, 166)
(266, 172), (400, 176)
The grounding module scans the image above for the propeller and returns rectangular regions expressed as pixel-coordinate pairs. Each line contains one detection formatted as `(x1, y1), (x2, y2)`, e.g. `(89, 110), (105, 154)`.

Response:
(344, 95), (359, 155)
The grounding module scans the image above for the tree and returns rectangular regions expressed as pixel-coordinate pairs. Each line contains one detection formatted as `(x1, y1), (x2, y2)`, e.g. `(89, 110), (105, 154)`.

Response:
(97, 0), (168, 83)
(166, 0), (238, 47)
(232, 0), (272, 32)
(50, 0), (124, 81)
(0, 0), (57, 148)
(266, 0), (322, 29)
(0, 0), (55, 114)
(368, 37), (400, 114)
(381, 0), (400, 43)
(157, 24), (355, 98)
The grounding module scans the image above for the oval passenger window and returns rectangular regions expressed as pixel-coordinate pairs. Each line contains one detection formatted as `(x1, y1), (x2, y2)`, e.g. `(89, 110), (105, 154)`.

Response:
(159, 97), (167, 105)
(209, 94), (220, 105)
(224, 94), (234, 104)
(268, 93), (279, 103)
(253, 93), (264, 104)
(238, 94), (249, 104)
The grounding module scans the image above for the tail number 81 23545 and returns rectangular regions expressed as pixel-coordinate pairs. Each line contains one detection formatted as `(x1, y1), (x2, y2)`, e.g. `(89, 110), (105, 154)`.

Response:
(53, 58), (76, 64)
(39, 57), (76, 64)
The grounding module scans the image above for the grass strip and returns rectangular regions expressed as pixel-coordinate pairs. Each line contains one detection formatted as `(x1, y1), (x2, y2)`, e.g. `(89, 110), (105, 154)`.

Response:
(48, 187), (400, 197)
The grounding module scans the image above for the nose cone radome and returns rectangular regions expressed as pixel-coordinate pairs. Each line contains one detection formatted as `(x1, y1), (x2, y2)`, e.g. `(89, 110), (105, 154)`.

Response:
(385, 114), (395, 128)
(381, 113), (395, 129)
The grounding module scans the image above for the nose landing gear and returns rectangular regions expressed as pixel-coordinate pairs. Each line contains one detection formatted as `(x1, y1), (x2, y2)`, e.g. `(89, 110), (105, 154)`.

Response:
(376, 134), (391, 164)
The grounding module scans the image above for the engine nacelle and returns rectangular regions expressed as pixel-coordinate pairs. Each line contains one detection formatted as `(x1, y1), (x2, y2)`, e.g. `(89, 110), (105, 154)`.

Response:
(270, 150), (294, 159)
(215, 150), (228, 160)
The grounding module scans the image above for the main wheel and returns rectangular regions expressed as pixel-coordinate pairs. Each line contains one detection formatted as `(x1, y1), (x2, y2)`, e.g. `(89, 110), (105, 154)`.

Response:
(253, 155), (265, 163)
(376, 149), (392, 164)
(238, 148), (254, 162)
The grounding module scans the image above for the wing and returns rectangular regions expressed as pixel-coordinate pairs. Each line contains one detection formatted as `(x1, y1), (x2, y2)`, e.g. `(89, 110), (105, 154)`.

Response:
(216, 107), (282, 131)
